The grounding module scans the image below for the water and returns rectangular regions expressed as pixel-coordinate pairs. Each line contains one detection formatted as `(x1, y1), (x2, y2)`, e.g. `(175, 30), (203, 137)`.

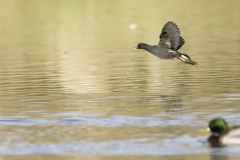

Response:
(0, 0), (240, 159)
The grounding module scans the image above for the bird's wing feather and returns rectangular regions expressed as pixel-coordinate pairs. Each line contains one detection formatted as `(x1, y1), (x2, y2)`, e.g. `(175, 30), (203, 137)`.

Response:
(176, 36), (185, 50)
(158, 21), (181, 50)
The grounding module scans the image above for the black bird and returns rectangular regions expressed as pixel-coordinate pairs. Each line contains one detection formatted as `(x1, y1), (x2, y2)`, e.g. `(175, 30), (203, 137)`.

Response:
(134, 21), (198, 66)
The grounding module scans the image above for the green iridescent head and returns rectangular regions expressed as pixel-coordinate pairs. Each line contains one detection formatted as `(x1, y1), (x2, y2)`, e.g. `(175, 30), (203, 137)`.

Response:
(209, 118), (229, 135)
(201, 118), (229, 136)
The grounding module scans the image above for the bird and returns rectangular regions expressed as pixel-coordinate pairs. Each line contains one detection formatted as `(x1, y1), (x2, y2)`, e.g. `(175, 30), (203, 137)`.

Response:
(134, 21), (198, 66)
(201, 118), (240, 146)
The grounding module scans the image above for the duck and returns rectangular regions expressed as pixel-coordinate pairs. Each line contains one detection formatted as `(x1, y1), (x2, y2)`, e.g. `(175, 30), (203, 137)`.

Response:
(134, 21), (198, 66)
(201, 118), (240, 146)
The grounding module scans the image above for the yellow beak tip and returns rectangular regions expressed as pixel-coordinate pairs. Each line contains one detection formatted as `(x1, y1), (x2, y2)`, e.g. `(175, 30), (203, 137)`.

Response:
(200, 127), (210, 136)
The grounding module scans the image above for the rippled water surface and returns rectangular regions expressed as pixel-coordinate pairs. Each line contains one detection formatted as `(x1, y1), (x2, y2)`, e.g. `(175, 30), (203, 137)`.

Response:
(0, 0), (240, 159)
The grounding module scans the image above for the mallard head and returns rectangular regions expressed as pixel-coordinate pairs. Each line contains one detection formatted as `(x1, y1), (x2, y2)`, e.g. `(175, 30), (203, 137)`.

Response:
(202, 118), (229, 136)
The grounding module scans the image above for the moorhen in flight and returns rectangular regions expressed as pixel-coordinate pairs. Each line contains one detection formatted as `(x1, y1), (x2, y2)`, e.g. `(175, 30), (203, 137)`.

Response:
(134, 21), (198, 66)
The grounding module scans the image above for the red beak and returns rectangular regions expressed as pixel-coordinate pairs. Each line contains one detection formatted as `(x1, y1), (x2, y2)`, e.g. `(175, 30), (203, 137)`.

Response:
(134, 45), (138, 49)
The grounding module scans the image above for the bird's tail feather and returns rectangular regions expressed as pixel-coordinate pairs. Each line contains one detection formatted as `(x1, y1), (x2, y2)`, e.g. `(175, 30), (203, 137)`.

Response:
(178, 54), (198, 67)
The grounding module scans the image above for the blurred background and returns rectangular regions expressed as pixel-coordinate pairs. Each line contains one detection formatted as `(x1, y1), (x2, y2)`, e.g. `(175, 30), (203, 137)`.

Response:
(0, 0), (240, 159)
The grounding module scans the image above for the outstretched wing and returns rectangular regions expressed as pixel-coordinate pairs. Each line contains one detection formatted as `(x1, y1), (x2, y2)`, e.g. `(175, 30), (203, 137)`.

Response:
(158, 21), (181, 50)
(176, 36), (185, 50)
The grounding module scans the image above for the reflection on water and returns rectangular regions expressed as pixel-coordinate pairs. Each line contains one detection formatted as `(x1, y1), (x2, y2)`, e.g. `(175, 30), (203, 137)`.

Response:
(0, 0), (240, 159)
(0, 94), (240, 159)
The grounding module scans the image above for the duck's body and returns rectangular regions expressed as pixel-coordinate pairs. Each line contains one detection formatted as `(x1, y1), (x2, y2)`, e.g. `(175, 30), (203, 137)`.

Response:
(202, 118), (240, 146)
(134, 21), (198, 66)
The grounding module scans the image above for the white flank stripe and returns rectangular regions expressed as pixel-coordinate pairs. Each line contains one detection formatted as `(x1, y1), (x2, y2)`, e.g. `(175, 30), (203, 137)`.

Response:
(167, 49), (176, 53)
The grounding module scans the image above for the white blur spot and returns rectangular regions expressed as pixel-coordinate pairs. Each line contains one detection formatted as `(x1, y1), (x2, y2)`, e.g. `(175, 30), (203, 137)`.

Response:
(129, 23), (138, 30)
